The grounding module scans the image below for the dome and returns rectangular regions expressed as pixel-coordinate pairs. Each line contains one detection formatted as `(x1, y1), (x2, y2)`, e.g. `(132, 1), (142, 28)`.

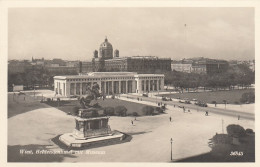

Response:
(100, 37), (113, 49)
(99, 37), (113, 59)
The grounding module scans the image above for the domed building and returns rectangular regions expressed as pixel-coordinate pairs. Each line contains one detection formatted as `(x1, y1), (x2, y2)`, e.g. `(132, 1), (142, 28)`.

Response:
(80, 37), (171, 73)
(99, 37), (113, 59)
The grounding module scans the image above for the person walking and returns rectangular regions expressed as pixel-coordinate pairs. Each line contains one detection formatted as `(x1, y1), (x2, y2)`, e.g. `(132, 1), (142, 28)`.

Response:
(131, 120), (134, 125)
(238, 115), (240, 120)
(205, 111), (208, 116)
(169, 116), (172, 122)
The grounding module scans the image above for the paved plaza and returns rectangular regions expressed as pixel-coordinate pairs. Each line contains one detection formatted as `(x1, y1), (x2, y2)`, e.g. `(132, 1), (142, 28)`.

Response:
(8, 90), (254, 162)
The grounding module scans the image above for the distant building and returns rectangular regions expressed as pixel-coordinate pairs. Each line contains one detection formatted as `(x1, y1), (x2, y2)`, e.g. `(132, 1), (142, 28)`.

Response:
(171, 59), (193, 73)
(80, 37), (171, 73)
(171, 57), (229, 74)
(13, 85), (24, 92)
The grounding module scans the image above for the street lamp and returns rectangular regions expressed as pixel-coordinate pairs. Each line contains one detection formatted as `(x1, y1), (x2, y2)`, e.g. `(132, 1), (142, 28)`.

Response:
(170, 138), (173, 161)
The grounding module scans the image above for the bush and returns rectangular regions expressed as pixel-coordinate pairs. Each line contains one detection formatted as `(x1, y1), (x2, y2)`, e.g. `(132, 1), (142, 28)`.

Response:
(211, 101), (217, 104)
(73, 106), (80, 116)
(115, 106), (127, 116)
(211, 134), (232, 145)
(142, 106), (154, 115)
(155, 107), (164, 113)
(226, 124), (246, 138)
(132, 112), (138, 116)
(234, 101), (240, 105)
(240, 92), (255, 104)
(103, 107), (115, 116)
(47, 98), (51, 102)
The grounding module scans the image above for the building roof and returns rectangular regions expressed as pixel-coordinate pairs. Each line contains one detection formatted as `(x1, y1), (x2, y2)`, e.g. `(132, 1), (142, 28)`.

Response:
(100, 37), (113, 49)
(54, 72), (164, 80)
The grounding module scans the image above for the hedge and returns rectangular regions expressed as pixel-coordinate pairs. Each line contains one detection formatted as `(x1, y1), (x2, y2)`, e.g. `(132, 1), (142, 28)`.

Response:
(115, 106), (127, 116)
(142, 106), (154, 115)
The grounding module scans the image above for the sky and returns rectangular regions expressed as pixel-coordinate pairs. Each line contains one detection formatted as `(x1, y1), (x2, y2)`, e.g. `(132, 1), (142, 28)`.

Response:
(8, 7), (254, 61)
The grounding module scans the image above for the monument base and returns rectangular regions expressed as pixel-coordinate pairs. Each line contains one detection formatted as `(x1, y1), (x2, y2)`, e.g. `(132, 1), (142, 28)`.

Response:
(59, 130), (125, 148)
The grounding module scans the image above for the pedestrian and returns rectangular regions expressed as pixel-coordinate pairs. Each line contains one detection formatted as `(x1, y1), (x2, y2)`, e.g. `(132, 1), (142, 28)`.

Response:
(169, 116), (172, 122)
(131, 120), (134, 125)
(188, 109), (190, 112)
(174, 105), (175, 108)
(137, 97), (139, 101)
(238, 115), (240, 120)
(135, 117), (137, 121)
(205, 111), (208, 116)
(183, 107), (185, 113)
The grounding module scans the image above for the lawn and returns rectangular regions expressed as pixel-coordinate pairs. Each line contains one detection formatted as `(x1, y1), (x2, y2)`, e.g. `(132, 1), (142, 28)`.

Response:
(159, 89), (254, 104)
(45, 98), (154, 116)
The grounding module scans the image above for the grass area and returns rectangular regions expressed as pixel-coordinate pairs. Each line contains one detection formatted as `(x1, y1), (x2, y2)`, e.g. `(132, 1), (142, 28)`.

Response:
(8, 94), (49, 118)
(45, 98), (154, 116)
(160, 89), (254, 104)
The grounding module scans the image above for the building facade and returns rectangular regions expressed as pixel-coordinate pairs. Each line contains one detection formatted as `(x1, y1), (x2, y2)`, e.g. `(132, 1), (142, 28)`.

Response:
(54, 72), (164, 97)
(171, 57), (229, 74)
(80, 37), (171, 73)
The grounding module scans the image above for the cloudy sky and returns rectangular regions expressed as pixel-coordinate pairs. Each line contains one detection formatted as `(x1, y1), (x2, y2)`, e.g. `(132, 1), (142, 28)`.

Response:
(8, 7), (254, 61)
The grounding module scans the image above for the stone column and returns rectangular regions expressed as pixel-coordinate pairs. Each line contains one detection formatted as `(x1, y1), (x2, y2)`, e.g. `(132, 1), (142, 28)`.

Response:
(143, 80), (146, 92)
(112, 81), (114, 94)
(66, 82), (70, 97)
(126, 80), (128, 93)
(148, 80), (150, 92)
(74, 83), (76, 95)
(156, 80), (159, 91)
(97, 80), (102, 93)
(119, 81), (121, 94)
(80, 83), (82, 96)
(132, 80), (135, 93)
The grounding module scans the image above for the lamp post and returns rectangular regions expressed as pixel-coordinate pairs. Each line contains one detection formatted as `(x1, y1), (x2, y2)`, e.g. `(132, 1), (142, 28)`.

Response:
(170, 138), (173, 161)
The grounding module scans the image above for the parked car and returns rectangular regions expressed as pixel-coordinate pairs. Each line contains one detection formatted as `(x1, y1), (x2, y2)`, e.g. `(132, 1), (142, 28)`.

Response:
(142, 93), (148, 97)
(162, 97), (167, 101)
(18, 91), (25, 95)
(195, 101), (208, 107)
(179, 99), (185, 103)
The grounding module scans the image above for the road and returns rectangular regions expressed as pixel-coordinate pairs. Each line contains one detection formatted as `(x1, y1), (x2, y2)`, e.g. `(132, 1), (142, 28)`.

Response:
(121, 94), (255, 120)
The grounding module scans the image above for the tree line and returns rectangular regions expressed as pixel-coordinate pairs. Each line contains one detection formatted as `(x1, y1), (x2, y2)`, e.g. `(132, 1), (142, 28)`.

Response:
(163, 64), (254, 92)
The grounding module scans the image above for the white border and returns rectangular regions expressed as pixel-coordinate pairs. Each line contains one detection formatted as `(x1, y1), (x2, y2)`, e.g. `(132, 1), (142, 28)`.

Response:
(0, 1), (259, 167)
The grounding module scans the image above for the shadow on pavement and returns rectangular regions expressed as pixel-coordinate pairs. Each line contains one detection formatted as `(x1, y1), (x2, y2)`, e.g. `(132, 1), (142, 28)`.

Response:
(8, 144), (76, 162)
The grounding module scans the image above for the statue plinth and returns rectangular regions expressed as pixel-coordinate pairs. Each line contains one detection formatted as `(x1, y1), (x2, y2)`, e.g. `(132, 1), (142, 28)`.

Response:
(73, 116), (112, 139)
(59, 107), (125, 148)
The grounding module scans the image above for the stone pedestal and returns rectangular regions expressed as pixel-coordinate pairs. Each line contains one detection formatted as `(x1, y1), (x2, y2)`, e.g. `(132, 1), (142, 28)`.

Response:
(73, 117), (112, 139)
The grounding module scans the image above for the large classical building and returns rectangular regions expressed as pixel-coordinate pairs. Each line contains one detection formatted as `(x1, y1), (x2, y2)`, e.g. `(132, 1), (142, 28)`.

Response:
(171, 57), (229, 74)
(54, 72), (164, 97)
(80, 37), (171, 73)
